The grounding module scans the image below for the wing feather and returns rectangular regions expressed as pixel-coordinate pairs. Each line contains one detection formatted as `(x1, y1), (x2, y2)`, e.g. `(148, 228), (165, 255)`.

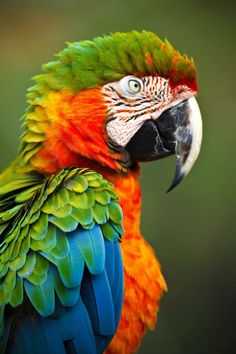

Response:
(0, 168), (124, 353)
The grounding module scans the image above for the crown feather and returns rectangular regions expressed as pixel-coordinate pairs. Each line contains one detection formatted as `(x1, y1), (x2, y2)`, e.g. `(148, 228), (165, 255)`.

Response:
(27, 31), (197, 105)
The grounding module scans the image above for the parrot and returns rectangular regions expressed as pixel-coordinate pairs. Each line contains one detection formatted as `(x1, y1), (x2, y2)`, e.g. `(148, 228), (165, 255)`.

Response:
(0, 31), (202, 354)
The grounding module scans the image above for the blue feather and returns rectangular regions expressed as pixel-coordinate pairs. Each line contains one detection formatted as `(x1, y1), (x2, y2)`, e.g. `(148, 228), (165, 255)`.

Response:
(93, 241), (124, 353)
(111, 241), (124, 327)
(72, 225), (105, 274)
(91, 271), (115, 335)
(50, 265), (80, 307)
(81, 269), (115, 336)
(5, 296), (97, 354)
(104, 239), (115, 286)
(24, 274), (55, 316)
(53, 231), (85, 288)
(80, 270), (100, 334)
(4, 231), (123, 354)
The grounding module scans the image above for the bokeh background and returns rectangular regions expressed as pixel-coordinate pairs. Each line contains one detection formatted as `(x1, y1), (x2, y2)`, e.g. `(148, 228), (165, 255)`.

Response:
(0, 1), (235, 353)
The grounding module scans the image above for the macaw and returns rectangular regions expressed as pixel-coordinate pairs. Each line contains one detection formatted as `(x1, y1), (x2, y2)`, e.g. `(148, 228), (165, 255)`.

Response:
(0, 31), (202, 354)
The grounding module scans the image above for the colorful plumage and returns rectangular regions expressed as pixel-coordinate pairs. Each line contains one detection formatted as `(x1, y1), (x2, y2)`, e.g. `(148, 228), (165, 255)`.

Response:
(0, 31), (202, 353)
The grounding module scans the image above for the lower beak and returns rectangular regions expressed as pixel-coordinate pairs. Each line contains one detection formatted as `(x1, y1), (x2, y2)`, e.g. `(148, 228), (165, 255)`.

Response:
(125, 97), (202, 191)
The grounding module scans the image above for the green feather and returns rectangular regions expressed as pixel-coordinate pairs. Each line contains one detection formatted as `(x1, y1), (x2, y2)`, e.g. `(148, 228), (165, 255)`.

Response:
(31, 254), (49, 278)
(0, 167), (124, 320)
(101, 222), (119, 241)
(51, 204), (73, 218)
(41, 193), (58, 213)
(15, 184), (41, 203)
(57, 188), (70, 205)
(49, 229), (70, 259)
(22, 131), (45, 143)
(68, 188), (95, 209)
(3, 227), (19, 245)
(31, 223), (57, 252)
(4, 270), (16, 293)
(0, 241), (15, 263)
(9, 276), (24, 307)
(29, 209), (41, 224)
(95, 190), (111, 205)
(17, 251), (36, 277)
(30, 213), (48, 240)
(0, 262), (9, 278)
(55, 253), (84, 288)
(0, 271), (16, 304)
(93, 202), (109, 224)
(50, 266), (80, 307)
(25, 270), (47, 286)
(19, 233), (30, 256)
(66, 175), (88, 193)
(0, 180), (35, 195)
(11, 225), (29, 260)
(24, 275), (55, 316)
(71, 207), (93, 226)
(110, 221), (124, 237)
(21, 144), (41, 164)
(9, 255), (26, 272)
(75, 226), (105, 274)
(0, 205), (23, 222)
(108, 201), (123, 224)
(0, 223), (8, 235)
(49, 215), (78, 232)
(87, 177), (103, 188)
(108, 189), (119, 201)
(80, 221), (95, 230)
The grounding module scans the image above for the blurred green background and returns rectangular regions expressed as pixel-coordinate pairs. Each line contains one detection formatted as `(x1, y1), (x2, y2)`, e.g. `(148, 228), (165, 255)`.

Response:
(0, 1), (235, 353)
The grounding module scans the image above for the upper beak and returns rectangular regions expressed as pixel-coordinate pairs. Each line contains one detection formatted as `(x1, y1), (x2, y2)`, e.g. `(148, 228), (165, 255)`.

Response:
(125, 97), (202, 191)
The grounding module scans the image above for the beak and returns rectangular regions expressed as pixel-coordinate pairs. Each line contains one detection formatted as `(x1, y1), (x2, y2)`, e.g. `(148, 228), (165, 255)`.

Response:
(125, 97), (202, 192)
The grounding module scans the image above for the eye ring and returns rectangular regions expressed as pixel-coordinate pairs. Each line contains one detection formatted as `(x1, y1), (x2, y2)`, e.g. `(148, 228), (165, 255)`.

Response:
(119, 76), (143, 96)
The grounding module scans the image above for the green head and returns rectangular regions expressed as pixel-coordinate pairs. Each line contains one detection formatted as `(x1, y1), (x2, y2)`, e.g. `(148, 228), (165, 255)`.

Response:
(27, 31), (197, 101)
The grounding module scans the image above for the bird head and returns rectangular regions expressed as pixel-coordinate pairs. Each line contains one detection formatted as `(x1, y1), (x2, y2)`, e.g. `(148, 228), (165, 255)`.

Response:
(21, 31), (202, 191)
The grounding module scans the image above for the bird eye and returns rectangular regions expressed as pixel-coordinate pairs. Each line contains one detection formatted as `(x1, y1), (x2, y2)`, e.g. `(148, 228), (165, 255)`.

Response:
(119, 76), (143, 96)
(128, 79), (141, 93)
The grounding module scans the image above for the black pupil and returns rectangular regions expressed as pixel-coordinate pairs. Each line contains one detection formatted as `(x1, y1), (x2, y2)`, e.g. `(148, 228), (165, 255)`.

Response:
(129, 80), (140, 92)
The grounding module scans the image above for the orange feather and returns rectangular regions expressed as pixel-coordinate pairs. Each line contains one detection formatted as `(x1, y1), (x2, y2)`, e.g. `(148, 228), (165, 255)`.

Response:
(104, 170), (167, 353)
(30, 89), (122, 173)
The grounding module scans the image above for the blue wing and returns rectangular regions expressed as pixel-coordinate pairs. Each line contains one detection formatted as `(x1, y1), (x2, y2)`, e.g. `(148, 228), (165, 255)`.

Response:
(0, 168), (124, 354)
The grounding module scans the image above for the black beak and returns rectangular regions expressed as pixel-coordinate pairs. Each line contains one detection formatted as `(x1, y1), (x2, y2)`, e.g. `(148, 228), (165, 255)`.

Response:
(125, 97), (202, 191)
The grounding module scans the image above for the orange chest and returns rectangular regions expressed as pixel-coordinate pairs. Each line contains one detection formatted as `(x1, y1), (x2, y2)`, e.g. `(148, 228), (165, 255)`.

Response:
(104, 170), (167, 354)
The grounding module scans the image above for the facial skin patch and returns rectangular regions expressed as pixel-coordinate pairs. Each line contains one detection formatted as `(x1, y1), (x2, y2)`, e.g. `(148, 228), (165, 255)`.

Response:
(102, 75), (194, 147)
